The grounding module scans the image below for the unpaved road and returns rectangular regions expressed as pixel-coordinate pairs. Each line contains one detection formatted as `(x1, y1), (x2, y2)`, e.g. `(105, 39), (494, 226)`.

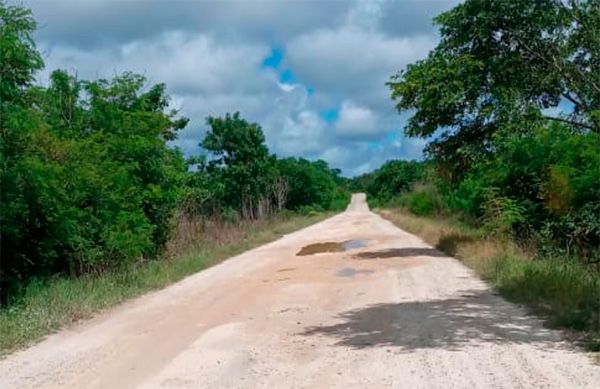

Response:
(1, 194), (599, 388)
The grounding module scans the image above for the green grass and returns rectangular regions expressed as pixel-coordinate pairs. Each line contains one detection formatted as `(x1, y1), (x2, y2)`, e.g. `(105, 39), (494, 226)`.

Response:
(378, 207), (600, 350)
(0, 212), (329, 356)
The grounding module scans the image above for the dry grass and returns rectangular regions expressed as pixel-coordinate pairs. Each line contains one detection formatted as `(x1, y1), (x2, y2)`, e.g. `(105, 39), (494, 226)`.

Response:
(378, 209), (510, 268)
(378, 208), (600, 350)
(0, 212), (330, 356)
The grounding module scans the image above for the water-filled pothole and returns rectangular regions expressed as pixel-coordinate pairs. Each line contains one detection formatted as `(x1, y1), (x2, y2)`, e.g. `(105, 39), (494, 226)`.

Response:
(296, 239), (366, 256)
(343, 239), (367, 250)
(336, 267), (374, 278)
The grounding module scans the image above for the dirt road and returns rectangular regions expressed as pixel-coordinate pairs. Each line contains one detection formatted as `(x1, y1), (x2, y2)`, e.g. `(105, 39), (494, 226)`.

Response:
(1, 194), (599, 388)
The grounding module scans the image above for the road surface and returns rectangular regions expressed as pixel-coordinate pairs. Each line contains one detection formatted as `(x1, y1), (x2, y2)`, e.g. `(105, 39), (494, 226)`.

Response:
(1, 194), (599, 388)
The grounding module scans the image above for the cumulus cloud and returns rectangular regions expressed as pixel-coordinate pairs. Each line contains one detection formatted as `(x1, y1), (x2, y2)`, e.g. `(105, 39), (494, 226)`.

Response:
(41, 32), (270, 95)
(26, 0), (449, 176)
(285, 24), (436, 109)
(335, 101), (380, 139)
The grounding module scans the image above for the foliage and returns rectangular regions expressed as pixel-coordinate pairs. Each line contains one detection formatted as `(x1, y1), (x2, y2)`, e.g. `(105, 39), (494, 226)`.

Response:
(400, 188), (440, 217)
(482, 192), (527, 237)
(369, 160), (424, 202)
(351, 160), (426, 206)
(0, 2), (350, 305)
(185, 115), (350, 221)
(1, 66), (189, 296)
(201, 113), (278, 219)
(277, 157), (347, 211)
(388, 0), (599, 179)
(386, 0), (600, 261)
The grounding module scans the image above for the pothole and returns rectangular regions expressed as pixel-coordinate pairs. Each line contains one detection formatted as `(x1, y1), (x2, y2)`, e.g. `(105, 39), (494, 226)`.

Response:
(296, 239), (367, 256)
(342, 239), (367, 250)
(336, 267), (374, 278)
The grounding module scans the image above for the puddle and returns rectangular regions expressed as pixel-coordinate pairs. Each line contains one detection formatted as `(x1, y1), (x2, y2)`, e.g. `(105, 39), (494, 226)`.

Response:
(336, 267), (374, 278)
(343, 239), (367, 250)
(296, 239), (367, 256)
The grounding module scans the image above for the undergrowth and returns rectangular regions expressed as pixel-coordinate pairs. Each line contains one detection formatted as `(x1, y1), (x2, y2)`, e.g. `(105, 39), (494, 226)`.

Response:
(0, 212), (329, 356)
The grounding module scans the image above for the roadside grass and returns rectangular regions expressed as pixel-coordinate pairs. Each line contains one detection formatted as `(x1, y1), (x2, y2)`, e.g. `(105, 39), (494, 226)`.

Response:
(378, 208), (600, 350)
(0, 212), (330, 356)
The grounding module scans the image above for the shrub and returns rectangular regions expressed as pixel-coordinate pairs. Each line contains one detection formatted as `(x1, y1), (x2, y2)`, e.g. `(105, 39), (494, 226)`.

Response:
(403, 191), (436, 216)
(397, 184), (443, 216)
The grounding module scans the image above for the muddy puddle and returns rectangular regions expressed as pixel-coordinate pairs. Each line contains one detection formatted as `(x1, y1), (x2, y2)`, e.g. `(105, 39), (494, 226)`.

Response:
(296, 239), (367, 256)
(336, 267), (374, 278)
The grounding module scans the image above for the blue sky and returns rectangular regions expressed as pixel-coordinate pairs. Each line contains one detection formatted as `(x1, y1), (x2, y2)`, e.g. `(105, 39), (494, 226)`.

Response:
(26, 0), (459, 176)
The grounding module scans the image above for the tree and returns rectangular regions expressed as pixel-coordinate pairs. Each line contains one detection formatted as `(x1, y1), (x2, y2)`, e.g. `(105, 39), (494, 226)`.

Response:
(0, 2), (43, 104)
(367, 160), (424, 202)
(277, 158), (340, 211)
(201, 113), (277, 219)
(388, 0), (600, 179)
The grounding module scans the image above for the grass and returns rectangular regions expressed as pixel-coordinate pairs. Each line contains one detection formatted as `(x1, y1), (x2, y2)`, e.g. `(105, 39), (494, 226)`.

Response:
(0, 212), (330, 356)
(378, 208), (600, 350)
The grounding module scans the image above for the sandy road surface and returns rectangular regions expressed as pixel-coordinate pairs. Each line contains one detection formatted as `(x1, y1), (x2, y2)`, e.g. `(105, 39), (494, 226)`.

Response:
(1, 194), (599, 389)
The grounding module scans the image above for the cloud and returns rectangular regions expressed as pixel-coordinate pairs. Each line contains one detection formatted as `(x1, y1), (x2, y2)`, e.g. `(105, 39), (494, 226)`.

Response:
(41, 32), (270, 96)
(28, 0), (350, 48)
(26, 0), (447, 176)
(335, 101), (380, 139)
(286, 26), (436, 108)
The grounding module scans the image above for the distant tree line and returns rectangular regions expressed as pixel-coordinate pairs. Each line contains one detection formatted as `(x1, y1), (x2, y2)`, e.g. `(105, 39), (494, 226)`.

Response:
(0, 3), (348, 300)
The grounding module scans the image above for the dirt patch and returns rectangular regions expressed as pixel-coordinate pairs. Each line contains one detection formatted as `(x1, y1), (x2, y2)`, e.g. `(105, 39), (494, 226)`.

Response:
(276, 268), (296, 272)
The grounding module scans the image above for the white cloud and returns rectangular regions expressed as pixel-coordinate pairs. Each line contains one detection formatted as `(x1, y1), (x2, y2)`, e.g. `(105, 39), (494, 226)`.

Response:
(29, 0), (441, 176)
(335, 101), (380, 138)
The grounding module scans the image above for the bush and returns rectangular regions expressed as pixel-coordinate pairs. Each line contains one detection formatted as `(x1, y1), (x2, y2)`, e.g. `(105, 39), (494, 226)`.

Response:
(399, 185), (442, 216)
(402, 192), (433, 216)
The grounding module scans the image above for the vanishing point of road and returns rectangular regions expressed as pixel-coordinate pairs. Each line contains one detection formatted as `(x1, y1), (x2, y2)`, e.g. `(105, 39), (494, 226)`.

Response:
(1, 194), (599, 388)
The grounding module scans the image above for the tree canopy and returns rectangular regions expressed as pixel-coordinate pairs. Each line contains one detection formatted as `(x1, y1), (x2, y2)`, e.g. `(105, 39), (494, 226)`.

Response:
(388, 0), (599, 179)
(385, 0), (599, 260)
(0, 3), (350, 301)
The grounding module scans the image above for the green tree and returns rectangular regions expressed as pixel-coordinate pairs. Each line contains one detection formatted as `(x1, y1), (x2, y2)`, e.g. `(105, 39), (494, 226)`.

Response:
(277, 157), (340, 211)
(367, 160), (425, 203)
(388, 0), (599, 179)
(1, 36), (189, 296)
(0, 2), (43, 104)
(201, 113), (277, 219)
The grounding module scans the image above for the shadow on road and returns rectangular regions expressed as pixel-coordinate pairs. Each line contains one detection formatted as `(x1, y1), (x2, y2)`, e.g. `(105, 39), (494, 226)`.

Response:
(301, 289), (560, 351)
(354, 247), (447, 259)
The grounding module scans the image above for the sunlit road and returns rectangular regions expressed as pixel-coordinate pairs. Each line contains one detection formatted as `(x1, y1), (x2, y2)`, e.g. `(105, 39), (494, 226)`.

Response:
(1, 194), (599, 388)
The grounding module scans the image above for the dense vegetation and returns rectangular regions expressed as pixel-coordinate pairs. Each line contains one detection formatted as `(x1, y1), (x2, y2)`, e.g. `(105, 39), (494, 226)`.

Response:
(0, 3), (348, 303)
(353, 0), (599, 346)
(358, 0), (599, 260)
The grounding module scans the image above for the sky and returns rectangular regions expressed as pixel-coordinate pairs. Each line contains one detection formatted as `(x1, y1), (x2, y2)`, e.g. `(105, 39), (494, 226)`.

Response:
(26, 0), (459, 176)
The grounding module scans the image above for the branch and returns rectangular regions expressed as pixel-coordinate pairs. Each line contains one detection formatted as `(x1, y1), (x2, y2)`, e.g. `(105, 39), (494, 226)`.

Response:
(543, 115), (597, 131)
(562, 93), (580, 107)
(515, 36), (600, 96)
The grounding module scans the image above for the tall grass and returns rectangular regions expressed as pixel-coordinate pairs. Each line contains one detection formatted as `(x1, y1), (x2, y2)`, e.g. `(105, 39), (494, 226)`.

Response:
(0, 212), (329, 356)
(379, 208), (600, 350)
